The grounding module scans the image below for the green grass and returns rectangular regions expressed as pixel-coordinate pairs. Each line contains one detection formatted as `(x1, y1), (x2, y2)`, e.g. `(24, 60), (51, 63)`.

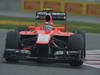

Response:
(0, 16), (34, 22)
(66, 21), (100, 33)
(0, 24), (26, 29)
(0, 16), (100, 33)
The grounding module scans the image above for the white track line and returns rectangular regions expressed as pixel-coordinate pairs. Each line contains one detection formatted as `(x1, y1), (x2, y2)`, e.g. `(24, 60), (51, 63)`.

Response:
(84, 63), (100, 69)
(84, 50), (100, 69)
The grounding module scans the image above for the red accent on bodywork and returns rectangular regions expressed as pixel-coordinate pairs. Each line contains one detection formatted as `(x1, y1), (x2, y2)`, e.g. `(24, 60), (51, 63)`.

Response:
(22, 48), (32, 50)
(19, 26), (75, 45)
(28, 26), (43, 30)
(20, 26), (74, 36)
(28, 26), (64, 31)
(54, 27), (64, 31)
(36, 41), (50, 44)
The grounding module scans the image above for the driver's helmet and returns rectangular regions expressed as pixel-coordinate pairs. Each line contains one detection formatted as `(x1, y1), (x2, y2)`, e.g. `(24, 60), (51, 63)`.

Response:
(45, 15), (50, 22)
(45, 14), (53, 25)
(44, 14), (53, 30)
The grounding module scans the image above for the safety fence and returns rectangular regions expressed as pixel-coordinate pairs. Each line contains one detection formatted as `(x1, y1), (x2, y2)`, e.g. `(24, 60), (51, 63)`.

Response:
(22, 0), (100, 16)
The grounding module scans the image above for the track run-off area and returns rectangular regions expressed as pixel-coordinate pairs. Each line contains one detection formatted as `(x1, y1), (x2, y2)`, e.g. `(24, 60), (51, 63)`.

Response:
(0, 29), (100, 75)
(85, 50), (100, 69)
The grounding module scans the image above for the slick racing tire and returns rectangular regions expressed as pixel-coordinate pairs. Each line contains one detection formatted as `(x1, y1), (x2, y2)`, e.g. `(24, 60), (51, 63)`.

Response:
(5, 31), (20, 49)
(70, 60), (83, 66)
(73, 30), (86, 58)
(5, 58), (19, 63)
(68, 35), (84, 66)
(4, 31), (20, 62)
(16, 26), (28, 32)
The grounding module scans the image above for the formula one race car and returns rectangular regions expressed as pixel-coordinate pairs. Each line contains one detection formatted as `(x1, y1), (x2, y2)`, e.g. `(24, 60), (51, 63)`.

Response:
(3, 10), (86, 66)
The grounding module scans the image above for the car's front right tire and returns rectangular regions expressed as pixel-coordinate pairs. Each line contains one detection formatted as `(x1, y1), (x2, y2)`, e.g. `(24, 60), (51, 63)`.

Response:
(68, 34), (84, 66)
(70, 60), (83, 66)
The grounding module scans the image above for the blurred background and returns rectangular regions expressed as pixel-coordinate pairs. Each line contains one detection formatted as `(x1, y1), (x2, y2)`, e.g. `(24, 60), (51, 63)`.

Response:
(0, 0), (100, 16)
(0, 0), (100, 33)
(0, 0), (21, 12)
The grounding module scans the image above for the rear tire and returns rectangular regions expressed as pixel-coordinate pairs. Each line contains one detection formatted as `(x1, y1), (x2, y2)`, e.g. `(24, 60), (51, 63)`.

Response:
(4, 31), (20, 62)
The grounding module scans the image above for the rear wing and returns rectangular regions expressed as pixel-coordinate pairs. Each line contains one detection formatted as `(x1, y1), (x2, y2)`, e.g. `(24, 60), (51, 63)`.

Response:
(35, 11), (67, 20)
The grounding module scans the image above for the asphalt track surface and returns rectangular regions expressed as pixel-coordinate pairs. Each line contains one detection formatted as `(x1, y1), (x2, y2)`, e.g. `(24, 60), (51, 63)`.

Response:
(0, 29), (100, 75)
